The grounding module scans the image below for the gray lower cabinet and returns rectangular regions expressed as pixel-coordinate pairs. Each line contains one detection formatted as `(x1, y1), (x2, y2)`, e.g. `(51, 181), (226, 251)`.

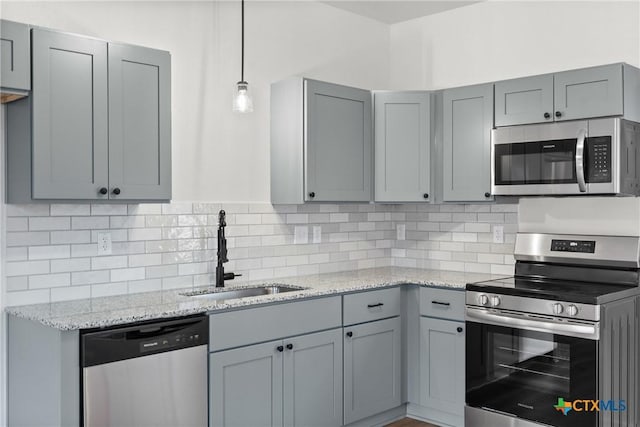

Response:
(1, 20), (30, 94)
(108, 43), (172, 200)
(374, 92), (431, 202)
(343, 316), (402, 424)
(6, 27), (171, 202)
(442, 84), (493, 202)
(419, 317), (465, 421)
(210, 328), (343, 427)
(270, 77), (372, 204)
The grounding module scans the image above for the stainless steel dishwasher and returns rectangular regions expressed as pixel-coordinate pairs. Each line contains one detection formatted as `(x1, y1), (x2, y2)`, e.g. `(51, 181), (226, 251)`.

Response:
(81, 315), (208, 427)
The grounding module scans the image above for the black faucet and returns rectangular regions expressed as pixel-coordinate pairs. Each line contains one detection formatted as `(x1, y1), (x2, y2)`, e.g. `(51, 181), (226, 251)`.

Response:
(216, 210), (241, 287)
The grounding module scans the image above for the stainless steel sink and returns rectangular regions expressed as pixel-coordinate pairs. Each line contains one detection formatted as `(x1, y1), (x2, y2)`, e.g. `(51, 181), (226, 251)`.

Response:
(181, 285), (305, 301)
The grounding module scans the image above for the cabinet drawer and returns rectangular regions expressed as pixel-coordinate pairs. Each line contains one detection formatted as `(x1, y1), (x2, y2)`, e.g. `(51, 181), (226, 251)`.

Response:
(343, 287), (401, 326)
(420, 287), (465, 321)
(209, 296), (341, 352)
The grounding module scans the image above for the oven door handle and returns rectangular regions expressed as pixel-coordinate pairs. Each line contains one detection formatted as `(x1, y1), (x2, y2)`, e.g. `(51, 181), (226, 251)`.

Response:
(466, 307), (599, 340)
(576, 128), (587, 192)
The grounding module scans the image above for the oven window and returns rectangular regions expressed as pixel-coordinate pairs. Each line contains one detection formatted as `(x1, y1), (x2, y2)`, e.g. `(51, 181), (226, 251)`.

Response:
(495, 139), (577, 185)
(466, 322), (597, 427)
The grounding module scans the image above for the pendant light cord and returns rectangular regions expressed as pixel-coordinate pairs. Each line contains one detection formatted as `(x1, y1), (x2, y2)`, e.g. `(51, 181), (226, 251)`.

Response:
(241, 0), (245, 83)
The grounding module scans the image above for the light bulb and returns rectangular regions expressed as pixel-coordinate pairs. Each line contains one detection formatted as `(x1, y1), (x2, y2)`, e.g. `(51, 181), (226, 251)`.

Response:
(232, 81), (253, 113)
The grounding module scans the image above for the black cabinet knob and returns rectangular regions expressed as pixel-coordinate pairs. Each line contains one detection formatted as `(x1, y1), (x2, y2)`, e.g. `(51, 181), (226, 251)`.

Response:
(484, 192), (491, 198)
(457, 327), (463, 333)
(346, 331), (353, 338)
(309, 192), (315, 198)
(555, 111), (562, 118)
(99, 187), (108, 195)
(544, 112), (551, 119)
(112, 188), (121, 195)
(277, 345), (284, 352)
(423, 193), (429, 199)
(286, 343), (293, 350)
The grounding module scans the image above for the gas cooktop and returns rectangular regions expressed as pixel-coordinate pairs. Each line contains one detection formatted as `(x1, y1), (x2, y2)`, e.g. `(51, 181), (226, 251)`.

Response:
(467, 276), (637, 305)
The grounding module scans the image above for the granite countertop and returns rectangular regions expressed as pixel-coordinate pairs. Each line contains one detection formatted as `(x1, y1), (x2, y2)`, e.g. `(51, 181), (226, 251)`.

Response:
(5, 267), (507, 331)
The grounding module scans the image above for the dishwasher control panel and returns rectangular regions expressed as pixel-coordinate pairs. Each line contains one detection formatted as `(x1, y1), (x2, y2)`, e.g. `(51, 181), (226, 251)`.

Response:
(81, 315), (209, 367)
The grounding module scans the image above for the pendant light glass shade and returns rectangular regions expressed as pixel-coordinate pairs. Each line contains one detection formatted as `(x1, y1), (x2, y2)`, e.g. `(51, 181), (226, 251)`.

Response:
(233, 0), (253, 113)
(232, 81), (253, 113)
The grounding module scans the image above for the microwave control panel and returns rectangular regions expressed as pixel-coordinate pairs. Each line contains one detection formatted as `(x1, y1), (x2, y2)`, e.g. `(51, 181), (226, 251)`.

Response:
(550, 239), (596, 253)
(586, 136), (611, 183)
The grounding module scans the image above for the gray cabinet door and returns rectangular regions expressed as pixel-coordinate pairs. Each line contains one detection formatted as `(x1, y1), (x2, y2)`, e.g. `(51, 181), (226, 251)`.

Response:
(554, 64), (623, 121)
(31, 28), (109, 200)
(0, 20), (30, 91)
(108, 43), (171, 200)
(344, 317), (402, 424)
(210, 340), (284, 427)
(442, 84), (493, 202)
(305, 79), (372, 202)
(419, 317), (465, 416)
(283, 329), (343, 427)
(495, 74), (554, 126)
(374, 92), (431, 202)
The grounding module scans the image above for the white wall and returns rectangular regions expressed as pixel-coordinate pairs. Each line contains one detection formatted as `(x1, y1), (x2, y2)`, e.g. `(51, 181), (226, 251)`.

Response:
(0, 0), (390, 202)
(389, 0), (640, 90)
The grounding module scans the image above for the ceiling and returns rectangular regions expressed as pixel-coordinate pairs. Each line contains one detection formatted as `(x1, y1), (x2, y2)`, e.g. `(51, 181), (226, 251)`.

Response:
(322, 0), (481, 24)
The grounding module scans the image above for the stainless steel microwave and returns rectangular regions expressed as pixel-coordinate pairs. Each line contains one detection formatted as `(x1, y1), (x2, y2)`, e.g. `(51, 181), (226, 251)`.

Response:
(491, 118), (640, 196)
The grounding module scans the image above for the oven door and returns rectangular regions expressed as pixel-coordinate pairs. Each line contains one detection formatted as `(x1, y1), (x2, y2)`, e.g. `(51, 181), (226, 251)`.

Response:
(466, 310), (598, 427)
(491, 120), (616, 196)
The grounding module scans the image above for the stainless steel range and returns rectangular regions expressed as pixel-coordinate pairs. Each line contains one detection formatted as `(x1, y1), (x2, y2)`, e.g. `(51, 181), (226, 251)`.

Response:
(465, 231), (639, 427)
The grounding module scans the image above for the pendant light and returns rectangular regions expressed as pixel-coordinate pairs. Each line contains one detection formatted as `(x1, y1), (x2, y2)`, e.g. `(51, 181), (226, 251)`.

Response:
(232, 0), (253, 113)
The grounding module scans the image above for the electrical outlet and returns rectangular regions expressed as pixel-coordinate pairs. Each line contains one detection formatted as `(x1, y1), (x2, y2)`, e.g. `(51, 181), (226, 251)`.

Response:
(97, 232), (112, 255)
(294, 226), (308, 244)
(396, 224), (406, 241)
(493, 225), (504, 244)
(313, 226), (322, 244)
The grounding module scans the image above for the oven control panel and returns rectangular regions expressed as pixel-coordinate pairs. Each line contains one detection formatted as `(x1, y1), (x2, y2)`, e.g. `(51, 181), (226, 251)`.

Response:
(550, 239), (596, 253)
(586, 136), (611, 183)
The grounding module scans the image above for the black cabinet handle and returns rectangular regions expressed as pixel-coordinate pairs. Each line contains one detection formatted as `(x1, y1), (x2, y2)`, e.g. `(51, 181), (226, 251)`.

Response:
(309, 192), (315, 198)
(112, 188), (121, 195)
(555, 111), (562, 118)
(431, 300), (451, 307)
(457, 327), (463, 333)
(277, 345), (284, 352)
(544, 112), (551, 119)
(484, 192), (491, 198)
(367, 303), (384, 308)
(286, 343), (293, 350)
(346, 331), (353, 338)
(99, 187), (108, 195)
(423, 193), (429, 199)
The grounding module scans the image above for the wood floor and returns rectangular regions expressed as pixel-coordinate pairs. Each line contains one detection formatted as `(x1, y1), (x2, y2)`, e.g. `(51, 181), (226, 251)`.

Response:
(385, 418), (439, 427)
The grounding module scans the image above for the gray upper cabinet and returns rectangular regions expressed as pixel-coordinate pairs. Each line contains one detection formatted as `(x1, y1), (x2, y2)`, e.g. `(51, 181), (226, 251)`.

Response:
(108, 43), (171, 200)
(419, 316), (465, 418)
(554, 64), (623, 121)
(442, 83), (493, 202)
(495, 74), (554, 126)
(374, 92), (431, 202)
(495, 64), (640, 126)
(5, 27), (171, 203)
(270, 78), (372, 204)
(1, 20), (30, 95)
(343, 316), (402, 424)
(31, 28), (110, 200)
(283, 329), (343, 427)
(210, 340), (284, 427)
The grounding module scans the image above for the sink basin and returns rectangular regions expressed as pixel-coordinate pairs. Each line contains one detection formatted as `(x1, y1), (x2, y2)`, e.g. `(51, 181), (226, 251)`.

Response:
(181, 285), (305, 301)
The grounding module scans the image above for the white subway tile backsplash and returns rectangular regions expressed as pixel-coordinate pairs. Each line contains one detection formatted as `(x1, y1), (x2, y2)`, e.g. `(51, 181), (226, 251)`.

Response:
(4, 201), (516, 305)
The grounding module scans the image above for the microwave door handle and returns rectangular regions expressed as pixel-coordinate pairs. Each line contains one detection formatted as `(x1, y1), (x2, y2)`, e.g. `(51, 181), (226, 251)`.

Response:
(576, 129), (587, 192)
